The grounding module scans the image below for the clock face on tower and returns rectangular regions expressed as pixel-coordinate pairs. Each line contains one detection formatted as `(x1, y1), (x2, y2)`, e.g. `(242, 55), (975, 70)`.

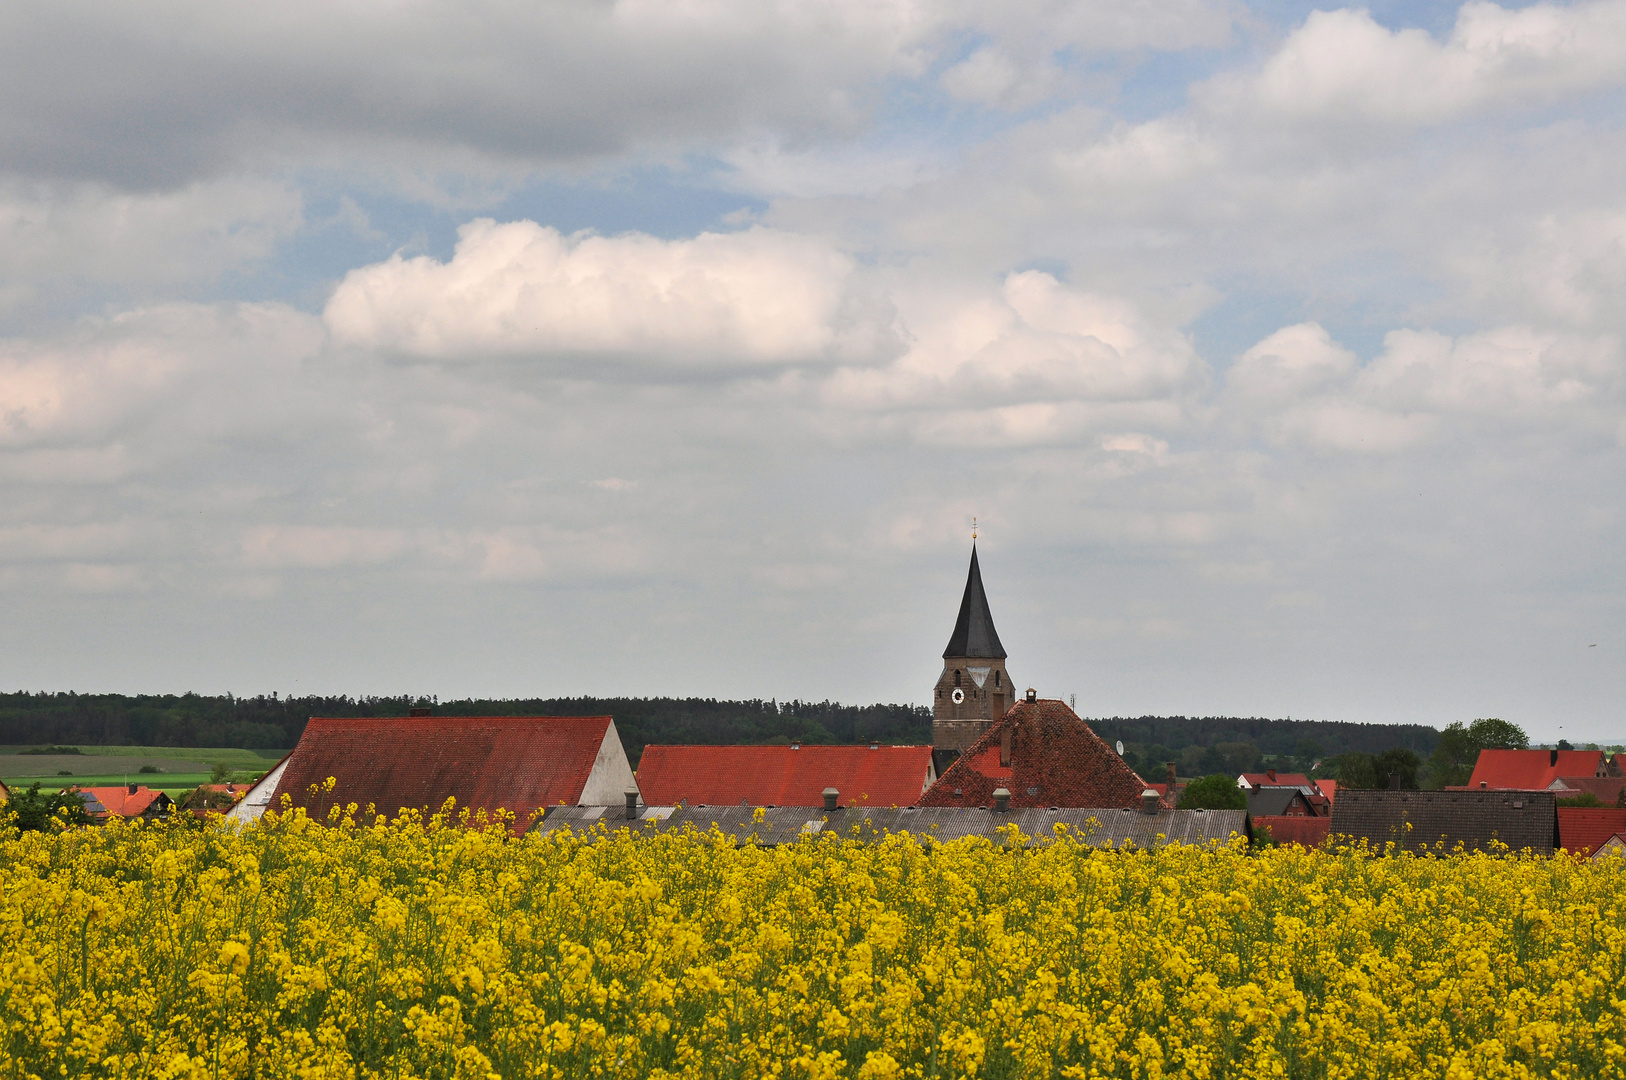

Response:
(951, 688), (965, 704)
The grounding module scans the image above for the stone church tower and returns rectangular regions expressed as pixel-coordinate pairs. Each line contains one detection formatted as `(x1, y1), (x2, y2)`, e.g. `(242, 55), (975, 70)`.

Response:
(932, 544), (1012, 754)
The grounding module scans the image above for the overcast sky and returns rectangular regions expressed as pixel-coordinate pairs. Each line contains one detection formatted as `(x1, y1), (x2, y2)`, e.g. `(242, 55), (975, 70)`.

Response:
(2, 0), (1623, 740)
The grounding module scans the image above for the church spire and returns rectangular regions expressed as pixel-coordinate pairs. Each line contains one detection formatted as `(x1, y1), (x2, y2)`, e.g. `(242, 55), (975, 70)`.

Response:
(942, 544), (1006, 659)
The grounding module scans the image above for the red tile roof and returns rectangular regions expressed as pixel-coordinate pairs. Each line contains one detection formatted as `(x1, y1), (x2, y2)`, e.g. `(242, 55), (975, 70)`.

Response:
(273, 716), (622, 830)
(1467, 749), (1606, 790)
(1253, 816), (1331, 848)
(920, 698), (1151, 809)
(1239, 771), (1312, 789)
(1550, 777), (1626, 805)
(1316, 780), (1338, 803)
(636, 745), (933, 808)
(77, 785), (170, 819)
(1557, 807), (1626, 857)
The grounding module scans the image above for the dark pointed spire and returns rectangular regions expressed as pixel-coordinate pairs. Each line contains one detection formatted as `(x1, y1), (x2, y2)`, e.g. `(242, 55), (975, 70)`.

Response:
(943, 545), (1006, 659)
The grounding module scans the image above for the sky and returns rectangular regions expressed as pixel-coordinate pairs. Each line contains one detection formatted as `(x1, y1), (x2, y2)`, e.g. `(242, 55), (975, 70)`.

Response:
(1, 0), (1623, 741)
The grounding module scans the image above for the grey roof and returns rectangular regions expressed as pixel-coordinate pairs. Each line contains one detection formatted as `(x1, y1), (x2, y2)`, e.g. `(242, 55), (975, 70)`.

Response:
(530, 804), (1249, 849)
(943, 545), (1006, 659)
(1247, 786), (1311, 817)
(1330, 789), (1556, 855)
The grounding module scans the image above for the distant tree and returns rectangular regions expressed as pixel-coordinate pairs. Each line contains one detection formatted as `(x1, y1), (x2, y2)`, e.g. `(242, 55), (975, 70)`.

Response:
(209, 761), (233, 784)
(1469, 718), (1528, 751)
(1373, 748), (1421, 790)
(1177, 774), (1247, 810)
(1296, 738), (1325, 764)
(2, 783), (91, 831)
(1215, 742), (1261, 773)
(1557, 739), (1574, 751)
(1179, 745), (1207, 778)
(1426, 718), (1529, 788)
(1556, 791), (1605, 807)
(1333, 752), (1377, 790)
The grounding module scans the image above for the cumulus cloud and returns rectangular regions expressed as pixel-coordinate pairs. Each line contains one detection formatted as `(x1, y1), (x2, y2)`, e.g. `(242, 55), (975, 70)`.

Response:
(1204, 1), (1626, 127)
(325, 221), (897, 368)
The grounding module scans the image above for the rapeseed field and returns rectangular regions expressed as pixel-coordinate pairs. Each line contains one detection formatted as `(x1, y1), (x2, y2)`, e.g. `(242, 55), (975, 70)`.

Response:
(3, 798), (1624, 1079)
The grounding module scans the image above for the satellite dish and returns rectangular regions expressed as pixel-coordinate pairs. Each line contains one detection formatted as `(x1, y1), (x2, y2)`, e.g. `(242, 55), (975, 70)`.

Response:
(1116, 740), (1124, 756)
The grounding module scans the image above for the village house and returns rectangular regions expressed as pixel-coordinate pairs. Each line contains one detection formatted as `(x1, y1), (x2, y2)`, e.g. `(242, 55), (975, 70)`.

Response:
(636, 744), (934, 808)
(1462, 748), (1623, 793)
(1330, 789), (1556, 855)
(1246, 786), (1318, 818)
(1251, 816), (1331, 848)
(1555, 807), (1626, 858)
(72, 784), (173, 823)
(236, 712), (638, 833)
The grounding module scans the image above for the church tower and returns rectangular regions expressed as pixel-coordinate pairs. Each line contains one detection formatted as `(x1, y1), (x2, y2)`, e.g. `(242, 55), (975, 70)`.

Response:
(932, 544), (1012, 754)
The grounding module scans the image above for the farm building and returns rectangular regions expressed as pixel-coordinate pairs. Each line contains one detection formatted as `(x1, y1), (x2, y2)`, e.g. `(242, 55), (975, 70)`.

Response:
(224, 752), (292, 825)
(920, 694), (1153, 810)
(1330, 789), (1556, 855)
(260, 713), (637, 832)
(636, 744), (934, 808)
(1253, 816), (1330, 848)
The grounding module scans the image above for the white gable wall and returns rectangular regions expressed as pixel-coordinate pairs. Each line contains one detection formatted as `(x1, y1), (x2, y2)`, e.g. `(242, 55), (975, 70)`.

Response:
(576, 720), (639, 806)
(225, 754), (290, 825)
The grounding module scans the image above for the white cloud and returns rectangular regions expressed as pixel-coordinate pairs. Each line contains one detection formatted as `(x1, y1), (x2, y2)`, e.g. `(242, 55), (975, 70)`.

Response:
(325, 220), (897, 367)
(1205, 1), (1626, 127)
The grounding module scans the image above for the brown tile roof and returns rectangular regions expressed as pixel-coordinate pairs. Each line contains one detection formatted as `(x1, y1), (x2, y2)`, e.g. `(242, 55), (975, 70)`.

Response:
(1253, 815), (1331, 848)
(636, 744), (933, 808)
(1330, 789), (1556, 855)
(273, 715), (626, 832)
(920, 698), (1151, 809)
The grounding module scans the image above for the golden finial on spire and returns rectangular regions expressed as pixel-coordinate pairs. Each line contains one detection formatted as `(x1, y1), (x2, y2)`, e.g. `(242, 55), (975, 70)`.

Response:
(972, 516), (978, 541)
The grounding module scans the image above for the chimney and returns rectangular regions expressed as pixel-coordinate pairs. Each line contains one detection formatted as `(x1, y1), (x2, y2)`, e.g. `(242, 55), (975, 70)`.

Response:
(1266, 768), (1276, 782)
(869, 741), (879, 750)
(1550, 748), (1558, 767)
(1388, 772), (1401, 790)
(823, 788), (839, 811)
(999, 727), (1013, 768)
(1166, 762), (1177, 788)
(1480, 780), (1488, 788)
(1141, 789), (1160, 815)
(992, 788), (1010, 812)
(624, 789), (639, 820)
(128, 783), (138, 795)
(409, 707), (431, 717)
(1024, 688), (1037, 704)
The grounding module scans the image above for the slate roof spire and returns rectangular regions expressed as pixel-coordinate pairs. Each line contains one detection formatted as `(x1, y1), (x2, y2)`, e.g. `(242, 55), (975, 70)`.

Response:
(943, 544), (1006, 659)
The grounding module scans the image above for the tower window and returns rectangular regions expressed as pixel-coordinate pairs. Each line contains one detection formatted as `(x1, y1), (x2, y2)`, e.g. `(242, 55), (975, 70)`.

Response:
(954, 670), (961, 686)
(994, 670), (1001, 687)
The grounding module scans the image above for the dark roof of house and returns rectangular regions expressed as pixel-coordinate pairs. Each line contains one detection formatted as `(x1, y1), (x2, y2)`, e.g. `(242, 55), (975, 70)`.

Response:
(942, 545), (1006, 659)
(1330, 789), (1556, 855)
(273, 715), (617, 830)
(920, 697), (1151, 809)
(1247, 786), (1312, 817)
(1253, 815), (1331, 848)
(533, 804), (1249, 849)
(635, 744), (933, 808)
(1556, 807), (1626, 857)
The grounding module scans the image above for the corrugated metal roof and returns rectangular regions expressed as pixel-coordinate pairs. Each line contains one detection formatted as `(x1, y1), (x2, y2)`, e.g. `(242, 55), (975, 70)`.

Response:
(530, 804), (1248, 849)
(273, 715), (618, 832)
(1330, 789), (1556, 855)
(636, 744), (933, 808)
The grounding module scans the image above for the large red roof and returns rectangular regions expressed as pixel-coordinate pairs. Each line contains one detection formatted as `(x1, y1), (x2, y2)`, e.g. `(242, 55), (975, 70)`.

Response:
(921, 698), (1151, 809)
(636, 744), (933, 808)
(1467, 749), (1605, 790)
(1557, 807), (1626, 857)
(1239, 771), (1312, 789)
(273, 715), (619, 829)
